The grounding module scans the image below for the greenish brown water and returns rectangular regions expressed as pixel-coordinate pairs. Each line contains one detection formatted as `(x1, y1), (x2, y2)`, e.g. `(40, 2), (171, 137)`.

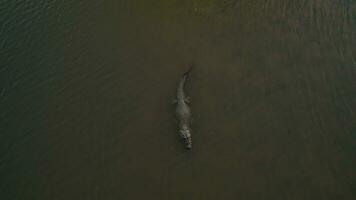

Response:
(1, 0), (355, 199)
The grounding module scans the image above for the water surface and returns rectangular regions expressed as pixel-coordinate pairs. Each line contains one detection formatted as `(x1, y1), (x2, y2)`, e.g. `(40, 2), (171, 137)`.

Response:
(0, 0), (355, 199)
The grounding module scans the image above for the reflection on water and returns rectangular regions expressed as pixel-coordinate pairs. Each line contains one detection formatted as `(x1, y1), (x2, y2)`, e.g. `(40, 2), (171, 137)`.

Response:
(1, 0), (355, 199)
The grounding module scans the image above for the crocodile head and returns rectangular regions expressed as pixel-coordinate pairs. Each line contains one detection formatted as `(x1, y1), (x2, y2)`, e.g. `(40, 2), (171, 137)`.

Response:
(179, 126), (192, 150)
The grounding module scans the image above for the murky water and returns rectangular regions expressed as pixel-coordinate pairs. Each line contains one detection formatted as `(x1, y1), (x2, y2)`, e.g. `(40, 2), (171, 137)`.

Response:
(1, 0), (355, 199)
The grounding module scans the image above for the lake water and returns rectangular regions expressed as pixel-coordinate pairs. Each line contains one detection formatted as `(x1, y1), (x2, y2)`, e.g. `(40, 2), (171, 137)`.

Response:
(0, 0), (355, 199)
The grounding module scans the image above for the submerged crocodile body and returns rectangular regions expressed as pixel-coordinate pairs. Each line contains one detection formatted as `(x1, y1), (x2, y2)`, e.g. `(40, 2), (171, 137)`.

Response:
(174, 66), (193, 150)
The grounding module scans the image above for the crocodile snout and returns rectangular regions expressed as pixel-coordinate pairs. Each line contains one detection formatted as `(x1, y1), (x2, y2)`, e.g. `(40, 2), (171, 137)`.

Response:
(183, 134), (192, 150)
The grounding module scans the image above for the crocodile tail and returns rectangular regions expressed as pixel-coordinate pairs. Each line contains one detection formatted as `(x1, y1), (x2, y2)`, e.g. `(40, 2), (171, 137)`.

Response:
(177, 63), (194, 99)
(182, 63), (194, 79)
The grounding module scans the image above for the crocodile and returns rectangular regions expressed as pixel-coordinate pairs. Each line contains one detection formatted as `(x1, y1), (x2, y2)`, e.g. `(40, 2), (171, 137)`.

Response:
(174, 66), (193, 150)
